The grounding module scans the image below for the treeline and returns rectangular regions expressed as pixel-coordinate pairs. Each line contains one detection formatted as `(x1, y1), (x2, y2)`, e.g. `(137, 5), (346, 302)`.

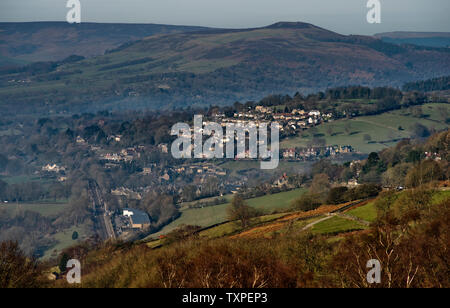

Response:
(0, 180), (70, 202)
(403, 75), (450, 92)
(0, 210), (58, 257)
(208, 85), (430, 121)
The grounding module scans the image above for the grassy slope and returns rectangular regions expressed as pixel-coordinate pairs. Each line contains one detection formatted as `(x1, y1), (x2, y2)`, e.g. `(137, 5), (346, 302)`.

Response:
(162, 190), (447, 243)
(0, 200), (89, 260)
(41, 222), (90, 260)
(312, 216), (365, 234)
(281, 103), (449, 153)
(149, 188), (307, 237)
(346, 201), (378, 222)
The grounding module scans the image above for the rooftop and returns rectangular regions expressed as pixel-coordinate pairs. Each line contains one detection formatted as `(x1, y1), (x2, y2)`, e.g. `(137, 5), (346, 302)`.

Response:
(123, 208), (151, 225)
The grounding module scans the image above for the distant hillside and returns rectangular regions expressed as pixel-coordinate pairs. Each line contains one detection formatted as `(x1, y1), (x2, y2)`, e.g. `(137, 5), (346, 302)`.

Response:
(1, 22), (450, 115)
(0, 22), (211, 64)
(375, 31), (450, 48)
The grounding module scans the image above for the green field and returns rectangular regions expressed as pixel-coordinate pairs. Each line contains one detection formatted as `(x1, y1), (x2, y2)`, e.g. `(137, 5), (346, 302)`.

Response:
(432, 190), (450, 204)
(1, 201), (69, 217)
(42, 222), (91, 260)
(346, 201), (378, 222)
(179, 194), (233, 210)
(245, 188), (307, 212)
(281, 103), (449, 153)
(0, 175), (46, 185)
(312, 216), (366, 235)
(149, 188), (307, 238)
(0, 128), (22, 136)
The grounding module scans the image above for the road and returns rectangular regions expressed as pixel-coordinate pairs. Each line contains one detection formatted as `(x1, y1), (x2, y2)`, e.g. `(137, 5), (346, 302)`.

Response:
(88, 180), (116, 241)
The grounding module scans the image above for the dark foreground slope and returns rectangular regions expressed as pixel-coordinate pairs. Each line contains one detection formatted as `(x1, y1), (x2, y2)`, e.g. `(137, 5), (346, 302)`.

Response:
(1, 22), (450, 115)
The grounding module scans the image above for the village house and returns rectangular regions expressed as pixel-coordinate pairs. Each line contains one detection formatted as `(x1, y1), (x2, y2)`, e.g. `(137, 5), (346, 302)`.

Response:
(108, 135), (122, 142)
(142, 168), (152, 175)
(42, 164), (66, 173)
(347, 179), (359, 188)
(158, 144), (169, 154)
(76, 136), (86, 144)
(255, 106), (272, 114)
(112, 187), (142, 200)
(273, 173), (289, 187)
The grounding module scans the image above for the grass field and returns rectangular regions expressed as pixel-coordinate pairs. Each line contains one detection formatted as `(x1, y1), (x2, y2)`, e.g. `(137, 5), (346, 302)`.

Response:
(149, 188), (307, 238)
(42, 222), (90, 260)
(432, 190), (450, 204)
(179, 194), (233, 210)
(346, 201), (378, 222)
(0, 128), (22, 136)
(245, 188), (307, 212)
(1, 201), (69, 217)
(312, 216), (366, 235)
(281, 103), (449, 153)
(0, 175), (46, 185)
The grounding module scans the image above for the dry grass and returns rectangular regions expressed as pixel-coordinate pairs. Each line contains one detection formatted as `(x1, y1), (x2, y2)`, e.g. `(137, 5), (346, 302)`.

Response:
(231, 202), (356, 239)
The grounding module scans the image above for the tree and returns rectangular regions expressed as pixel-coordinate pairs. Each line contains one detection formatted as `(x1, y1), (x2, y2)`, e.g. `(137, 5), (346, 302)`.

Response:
(407, 150), (422, 164)
(326, 187), (349, 205)
(344, 122), (352, 135)
(310, 174), (331, 201)
(405, 160), (443, 188)
(332, 190), (449, 288)
(411, 123), (430, 139)
(437, 106), (448, 123)
(367, 152), (380, 167)
(0, 154), (8, 172)
(326, 126), (334, 136)
(0, 180), (7, 199)
(227, 195), (257, 228)
(291, 193), (322, 211)
(411, 106), (423, 118)
(382, 163), (412, 188)
(181, 185), (197, 202)
(59, 253), (70, 273)
(0, 241), (43, 288)
(344, 184), (382, 201)
(72, 231), (79, 241)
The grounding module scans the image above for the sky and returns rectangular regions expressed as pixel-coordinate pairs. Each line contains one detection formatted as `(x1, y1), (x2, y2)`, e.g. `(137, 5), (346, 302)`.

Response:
(0, 0), (449, 35)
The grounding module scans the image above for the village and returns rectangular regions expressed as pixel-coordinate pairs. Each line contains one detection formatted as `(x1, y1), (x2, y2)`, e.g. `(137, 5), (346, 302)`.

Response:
(32, 104), (364, 241)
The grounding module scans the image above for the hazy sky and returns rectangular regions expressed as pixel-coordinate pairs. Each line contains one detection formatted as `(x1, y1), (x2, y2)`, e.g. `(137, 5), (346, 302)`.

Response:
(0, 0), (449, 35)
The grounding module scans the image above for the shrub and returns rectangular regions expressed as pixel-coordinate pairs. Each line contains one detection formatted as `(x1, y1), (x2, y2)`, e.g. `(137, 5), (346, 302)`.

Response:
(405, 160), (443, 188)
(72, 231), (79, 240)
(227, 195), (259, 228)
(291, 193), (322, 211)
(0, 241), (43, 288)
(326, 187), (349, 205)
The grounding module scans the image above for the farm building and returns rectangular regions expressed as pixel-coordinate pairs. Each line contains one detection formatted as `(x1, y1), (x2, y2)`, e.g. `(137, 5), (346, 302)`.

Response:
(122, 208), (151, 229)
